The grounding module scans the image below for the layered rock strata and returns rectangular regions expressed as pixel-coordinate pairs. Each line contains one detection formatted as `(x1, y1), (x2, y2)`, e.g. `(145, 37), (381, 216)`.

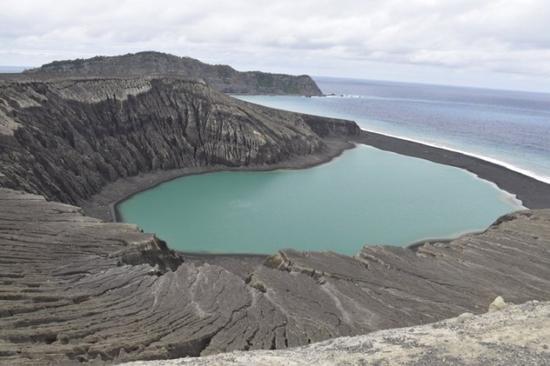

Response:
(1, 187), (549, 364)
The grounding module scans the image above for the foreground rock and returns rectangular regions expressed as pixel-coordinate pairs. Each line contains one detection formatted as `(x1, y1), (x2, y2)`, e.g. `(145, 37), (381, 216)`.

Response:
(22, 51), (323, 96)
(122, 300), (550, 366)
(1, 186), (549, 364)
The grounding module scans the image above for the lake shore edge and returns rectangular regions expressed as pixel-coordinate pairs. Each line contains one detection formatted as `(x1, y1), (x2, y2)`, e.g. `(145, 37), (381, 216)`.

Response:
(352, 130), (550, 209)
(80, 138), (355, 222)
(81, 129), (550, 236)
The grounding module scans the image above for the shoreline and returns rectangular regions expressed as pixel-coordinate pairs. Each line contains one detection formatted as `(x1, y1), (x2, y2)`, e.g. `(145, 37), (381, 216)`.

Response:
(80, 129), (550, 253)
(357, 127), (550, 185)
(80, 138), (355, 222)
(352, 130), (550, 209)
(86, 130), (550, 220)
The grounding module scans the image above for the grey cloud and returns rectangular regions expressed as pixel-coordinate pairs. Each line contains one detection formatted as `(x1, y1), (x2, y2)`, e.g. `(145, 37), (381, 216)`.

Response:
(1, 0), (549, 91)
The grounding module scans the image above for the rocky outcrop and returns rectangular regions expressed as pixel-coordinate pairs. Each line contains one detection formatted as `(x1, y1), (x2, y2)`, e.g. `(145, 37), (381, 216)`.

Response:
(0, 77), (358, 205)
(23, 51), (323, 96)
(121, 300), (550, 366)
(1, 186), (549, 365)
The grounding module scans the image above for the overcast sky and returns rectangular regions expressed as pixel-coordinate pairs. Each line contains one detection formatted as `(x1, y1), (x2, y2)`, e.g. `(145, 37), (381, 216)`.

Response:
(2, 0), (550, 92)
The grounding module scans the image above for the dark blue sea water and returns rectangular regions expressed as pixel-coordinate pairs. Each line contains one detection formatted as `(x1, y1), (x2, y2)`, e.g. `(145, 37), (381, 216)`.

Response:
(239, 77), (550, 183)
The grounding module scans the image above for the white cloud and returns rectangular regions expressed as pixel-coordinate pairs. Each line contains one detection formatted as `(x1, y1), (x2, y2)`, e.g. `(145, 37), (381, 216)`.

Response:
(1, 0), (550, 91)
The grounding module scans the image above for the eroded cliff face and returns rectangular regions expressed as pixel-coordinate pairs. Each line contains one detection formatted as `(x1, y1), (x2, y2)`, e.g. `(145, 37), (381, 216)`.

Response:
(0, 77), (357, 204)
(23, 51), (324, 96)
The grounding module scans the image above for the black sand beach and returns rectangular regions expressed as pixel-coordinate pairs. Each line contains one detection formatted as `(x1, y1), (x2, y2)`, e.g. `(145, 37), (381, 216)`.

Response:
(353, 130), (550, 209)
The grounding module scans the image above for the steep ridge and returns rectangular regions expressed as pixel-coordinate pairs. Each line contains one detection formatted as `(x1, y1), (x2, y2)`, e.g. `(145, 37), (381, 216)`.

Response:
(1, 187), (549, 364)
(0, 77), (357, 205)
(23, 51), (323, 96)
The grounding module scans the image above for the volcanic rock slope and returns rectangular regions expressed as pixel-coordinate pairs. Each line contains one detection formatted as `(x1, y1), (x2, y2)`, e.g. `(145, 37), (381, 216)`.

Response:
(23, 51), (323, 96)
(1, 186), (550, 364)
(0, 77), (355, 205)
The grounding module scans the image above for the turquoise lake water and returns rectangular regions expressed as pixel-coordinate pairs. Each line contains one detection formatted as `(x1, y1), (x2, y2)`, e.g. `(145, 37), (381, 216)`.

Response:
(118, 145), (522, 255)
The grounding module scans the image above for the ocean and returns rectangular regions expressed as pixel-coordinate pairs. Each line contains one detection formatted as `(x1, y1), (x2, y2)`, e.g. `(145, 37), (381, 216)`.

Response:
(239, 77), (550, 183)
